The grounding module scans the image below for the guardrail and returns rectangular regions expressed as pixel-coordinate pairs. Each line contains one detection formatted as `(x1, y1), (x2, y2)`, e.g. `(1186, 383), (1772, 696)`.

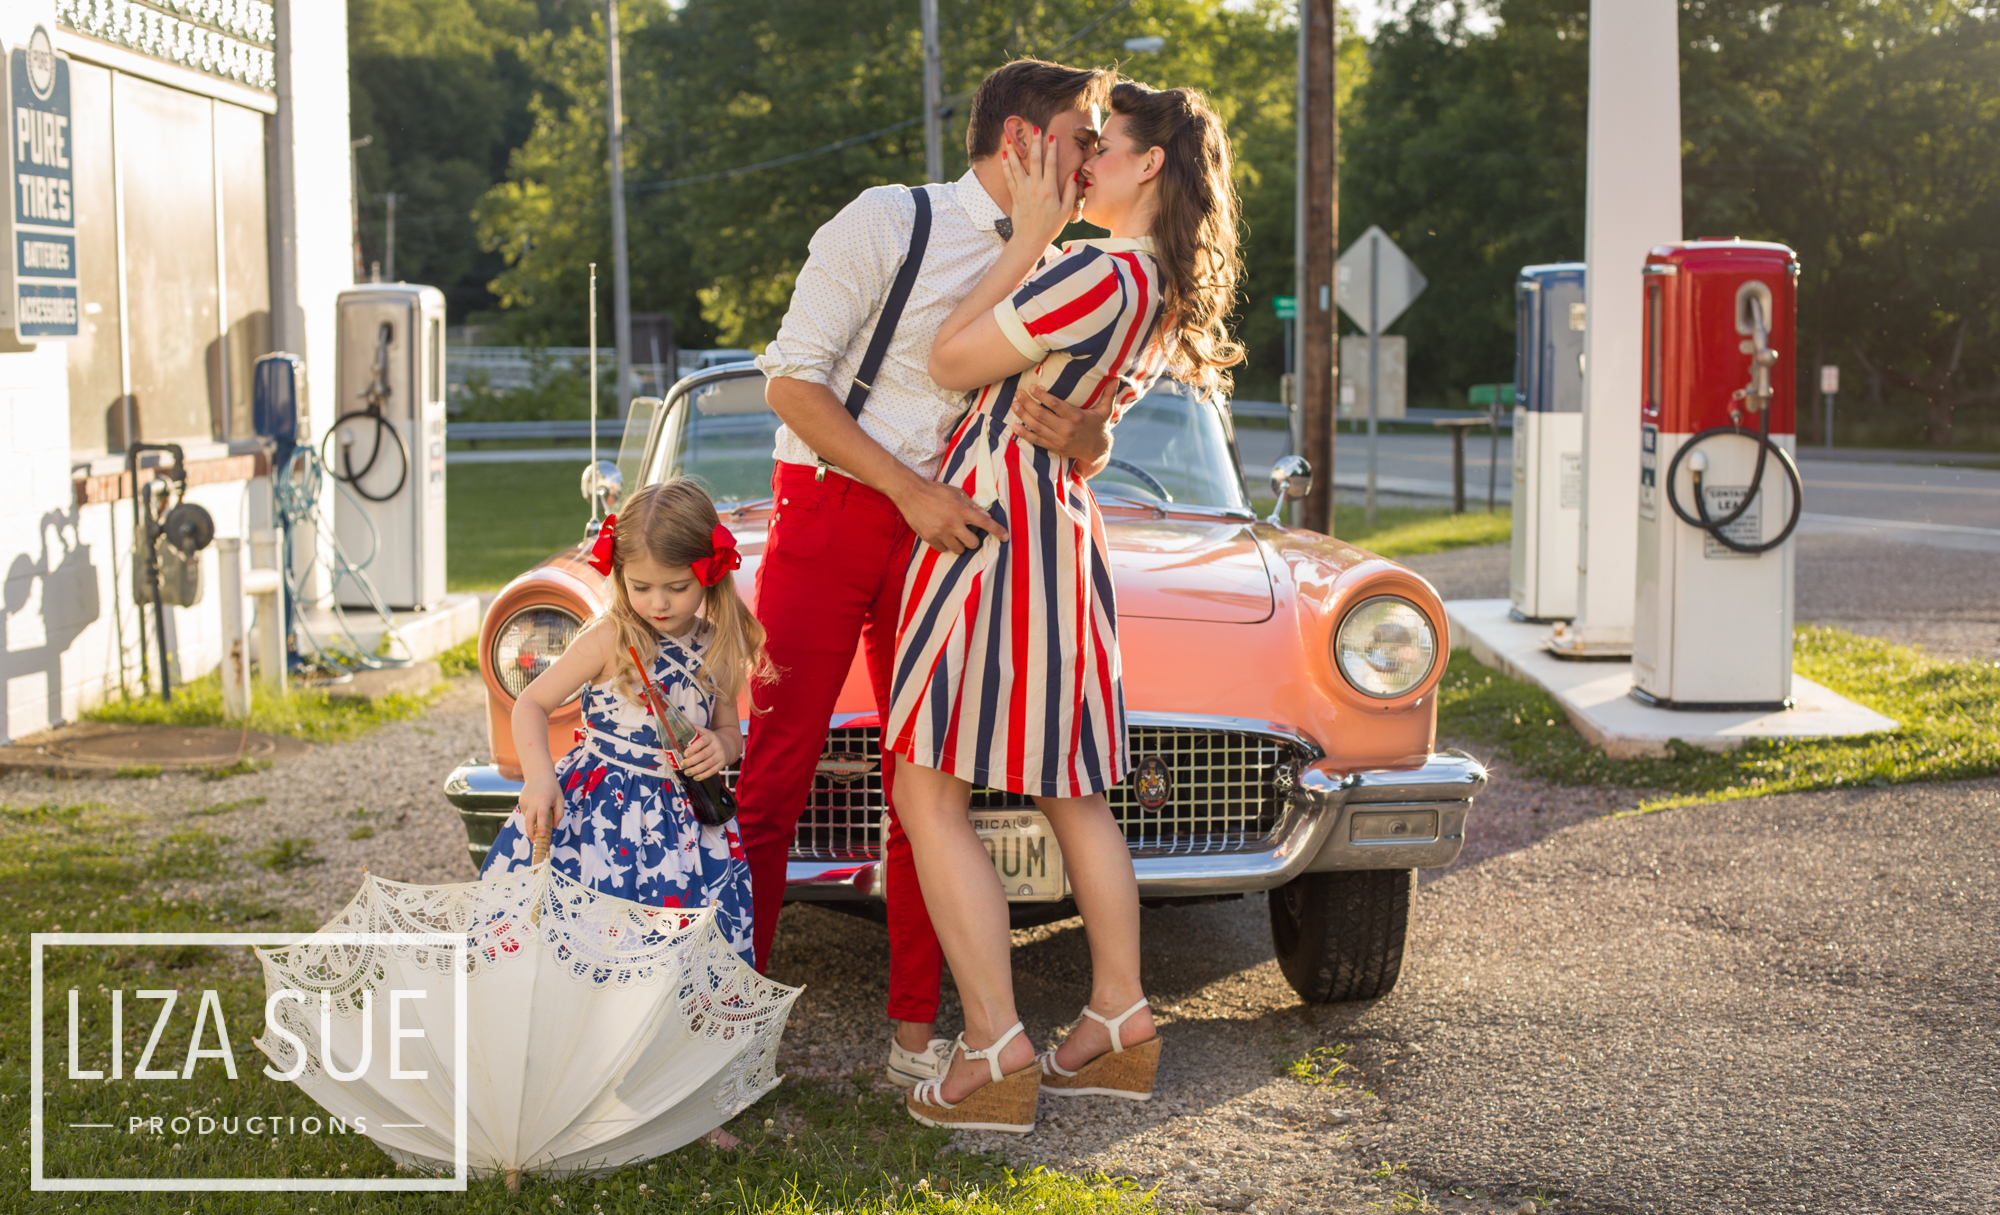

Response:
(449, 421), (603, 445)
(1226, 400), (1514, 430)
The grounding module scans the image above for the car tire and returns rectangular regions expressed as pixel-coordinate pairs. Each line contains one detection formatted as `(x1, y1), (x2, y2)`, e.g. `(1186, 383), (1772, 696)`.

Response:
(1269, 868), (1413, 1003)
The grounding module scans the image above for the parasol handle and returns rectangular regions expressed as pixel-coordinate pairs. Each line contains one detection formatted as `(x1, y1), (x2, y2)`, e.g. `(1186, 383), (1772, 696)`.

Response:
(528, 815), (552, 926)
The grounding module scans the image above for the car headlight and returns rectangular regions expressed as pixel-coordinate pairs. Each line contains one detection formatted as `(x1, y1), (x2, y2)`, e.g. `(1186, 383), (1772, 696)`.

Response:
(491, 605), (583, 699)
(1332, 596), (1437, 699)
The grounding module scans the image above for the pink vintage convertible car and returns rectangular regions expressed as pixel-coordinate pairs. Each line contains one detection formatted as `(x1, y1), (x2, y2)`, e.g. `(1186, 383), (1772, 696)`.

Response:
(444, 364), (1484, 1003)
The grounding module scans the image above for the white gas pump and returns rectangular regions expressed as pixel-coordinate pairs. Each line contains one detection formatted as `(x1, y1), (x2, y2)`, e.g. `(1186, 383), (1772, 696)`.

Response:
(331, 285), (448, 611)
(1632, 240), (1804, 710)
(1509, 263), (1585, 622)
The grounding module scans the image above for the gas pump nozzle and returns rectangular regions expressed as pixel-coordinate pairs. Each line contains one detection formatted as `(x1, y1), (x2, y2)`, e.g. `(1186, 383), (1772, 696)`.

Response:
(1731, 291), (1779, 419)
(1666, 280), (1802, 555)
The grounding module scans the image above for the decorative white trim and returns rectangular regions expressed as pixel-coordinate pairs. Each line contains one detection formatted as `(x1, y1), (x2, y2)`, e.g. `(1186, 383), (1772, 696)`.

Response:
(993, 297), (1043, 361)
(57, 0), (275, 95)
(55, 26), (276, 113)
(1067, 236), (1157, 255)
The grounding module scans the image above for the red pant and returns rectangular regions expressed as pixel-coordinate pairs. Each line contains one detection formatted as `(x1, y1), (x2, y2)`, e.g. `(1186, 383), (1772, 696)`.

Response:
(735, 463), (943, 1023)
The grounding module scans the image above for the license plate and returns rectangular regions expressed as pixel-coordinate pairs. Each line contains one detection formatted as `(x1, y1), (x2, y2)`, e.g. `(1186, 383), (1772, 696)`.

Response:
(972, 811), (1066, 902)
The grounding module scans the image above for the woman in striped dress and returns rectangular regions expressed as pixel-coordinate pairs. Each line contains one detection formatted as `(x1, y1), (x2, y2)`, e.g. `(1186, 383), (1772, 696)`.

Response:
(890, 81), (1246, 1131)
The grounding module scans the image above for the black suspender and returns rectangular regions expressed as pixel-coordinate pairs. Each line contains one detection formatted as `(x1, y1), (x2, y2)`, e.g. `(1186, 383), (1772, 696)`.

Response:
(816, 188), (932, 480)
(843, 187), (932, 419)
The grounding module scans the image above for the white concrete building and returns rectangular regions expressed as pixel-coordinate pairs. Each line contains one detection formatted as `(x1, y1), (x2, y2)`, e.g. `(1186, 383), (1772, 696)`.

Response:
(0, 0), (353, 742)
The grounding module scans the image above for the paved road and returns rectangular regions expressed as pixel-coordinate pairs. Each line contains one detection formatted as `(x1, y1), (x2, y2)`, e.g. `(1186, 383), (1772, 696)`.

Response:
(1235, 426), (1516, 505)
(1236, 429), (2000, 552)
(1794, 456), (2000, 555)
(1404, 532), (2000, 662)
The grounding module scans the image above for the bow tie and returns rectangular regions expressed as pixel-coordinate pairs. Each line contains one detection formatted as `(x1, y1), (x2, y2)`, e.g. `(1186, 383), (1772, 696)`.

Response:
(994, 218), (1013, 242)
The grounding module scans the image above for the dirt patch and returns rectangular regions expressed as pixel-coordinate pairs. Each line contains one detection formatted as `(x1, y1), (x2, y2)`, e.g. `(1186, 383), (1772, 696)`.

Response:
(1, 722), (309, 776)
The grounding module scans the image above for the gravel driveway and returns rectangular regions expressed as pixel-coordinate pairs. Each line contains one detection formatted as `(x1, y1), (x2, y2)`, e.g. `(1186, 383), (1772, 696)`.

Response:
(771, 778), (1999, 1215)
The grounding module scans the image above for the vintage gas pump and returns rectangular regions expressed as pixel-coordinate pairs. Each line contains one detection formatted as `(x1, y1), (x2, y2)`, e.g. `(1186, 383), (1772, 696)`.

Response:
(1509, 263), (1586, 622)
(1632, 239), (1804, 710)
(331, 284), (448, 610)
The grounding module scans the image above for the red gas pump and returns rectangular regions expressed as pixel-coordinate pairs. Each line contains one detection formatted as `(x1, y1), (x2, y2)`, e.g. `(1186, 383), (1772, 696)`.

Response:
(1633, 239), (1804, 711)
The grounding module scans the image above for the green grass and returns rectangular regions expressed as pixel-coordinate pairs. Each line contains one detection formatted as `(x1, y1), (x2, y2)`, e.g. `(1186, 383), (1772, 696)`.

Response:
(1330, 503), (1511, 558)
(437, 635), (481, 679)
(1440, 626), (2000, 812)
(447, 461), (589, 592)
(85, 668), (439, 744)
(1, 808), (1156, 1214)
(1248, 500), (1513, 559)
(1284, 1043), (1354, 1088)
(252, 836), (322, 871)
(198, 757), (271, 781)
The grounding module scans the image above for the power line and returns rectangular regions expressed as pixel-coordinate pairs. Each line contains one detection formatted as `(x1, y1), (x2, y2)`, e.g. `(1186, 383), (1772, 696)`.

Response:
(1043, 0), (1136, 59)
(624, 0), (1139, 195)
(629, 115), (924, 194)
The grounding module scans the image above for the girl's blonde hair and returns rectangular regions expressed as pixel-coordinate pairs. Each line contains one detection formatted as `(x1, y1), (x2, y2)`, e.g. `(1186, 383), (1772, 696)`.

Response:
(602, 480), (772, 707)
(1109, 79), (1246, 399)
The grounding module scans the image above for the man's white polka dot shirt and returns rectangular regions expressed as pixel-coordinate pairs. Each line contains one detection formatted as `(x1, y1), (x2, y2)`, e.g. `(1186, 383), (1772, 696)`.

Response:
(755, 169), (1018, 482)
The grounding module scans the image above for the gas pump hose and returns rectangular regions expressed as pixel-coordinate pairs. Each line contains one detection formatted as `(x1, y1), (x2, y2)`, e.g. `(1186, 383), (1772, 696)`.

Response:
(322, 407), (409, 503)
(1661, 410), (1804, 555)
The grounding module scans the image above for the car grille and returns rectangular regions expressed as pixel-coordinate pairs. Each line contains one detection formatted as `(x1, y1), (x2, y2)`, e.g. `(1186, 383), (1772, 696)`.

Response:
(722, 725), (1304, 861)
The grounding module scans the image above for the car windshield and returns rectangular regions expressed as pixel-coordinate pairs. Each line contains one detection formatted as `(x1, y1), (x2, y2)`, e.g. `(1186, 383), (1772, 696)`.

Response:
(646, 368), (1250, 513)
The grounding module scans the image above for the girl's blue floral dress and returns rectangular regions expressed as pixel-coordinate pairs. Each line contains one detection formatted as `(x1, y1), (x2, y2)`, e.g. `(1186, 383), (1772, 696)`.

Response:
(480, 620), (755, 964)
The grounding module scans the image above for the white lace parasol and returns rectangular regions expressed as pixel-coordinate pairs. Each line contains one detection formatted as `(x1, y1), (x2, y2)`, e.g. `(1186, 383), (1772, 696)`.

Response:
(253, 863), (799, 1182)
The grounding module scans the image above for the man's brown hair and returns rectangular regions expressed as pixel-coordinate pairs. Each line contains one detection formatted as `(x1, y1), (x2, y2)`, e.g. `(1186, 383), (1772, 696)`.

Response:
(964, 58), (1112, 160)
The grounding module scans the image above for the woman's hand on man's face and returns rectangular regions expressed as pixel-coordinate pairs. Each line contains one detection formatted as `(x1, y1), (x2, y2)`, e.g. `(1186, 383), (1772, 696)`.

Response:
(1001, 122), (1081, 252)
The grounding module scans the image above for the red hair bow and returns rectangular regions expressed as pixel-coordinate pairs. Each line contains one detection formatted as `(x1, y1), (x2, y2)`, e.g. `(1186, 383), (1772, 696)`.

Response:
(690, 524), (741, 587)
(586, 514), (617, 575)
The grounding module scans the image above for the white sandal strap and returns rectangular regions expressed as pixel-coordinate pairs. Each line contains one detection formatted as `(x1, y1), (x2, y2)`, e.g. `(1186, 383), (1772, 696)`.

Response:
(910, 1075), (954, 1109)
(1037, 1048), (1078, 1079)
(1080, 997), (1149, 1053)
(960, 1022), (1027, 1084)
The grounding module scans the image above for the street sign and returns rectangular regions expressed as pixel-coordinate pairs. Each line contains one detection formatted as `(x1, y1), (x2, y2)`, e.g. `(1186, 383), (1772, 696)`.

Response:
(1819, 365), (1839, 394)
(1272, 294), (1296, 321)
(1467, 383), (1518, 407)
(1336, 225), (1425, 335)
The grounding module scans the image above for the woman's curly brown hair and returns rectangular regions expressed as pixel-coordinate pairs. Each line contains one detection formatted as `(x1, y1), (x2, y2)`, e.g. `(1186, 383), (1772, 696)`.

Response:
(1111, 79), (1245, 398)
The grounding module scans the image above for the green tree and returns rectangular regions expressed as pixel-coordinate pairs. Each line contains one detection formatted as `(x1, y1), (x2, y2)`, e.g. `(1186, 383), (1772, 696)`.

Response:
(472, 0), (1349, 395)
(348, 0), (563, 319)
(1681, 1), (2000, 447)
(1342, 0), (1999, 445)
(1338, 0), (1590, 407)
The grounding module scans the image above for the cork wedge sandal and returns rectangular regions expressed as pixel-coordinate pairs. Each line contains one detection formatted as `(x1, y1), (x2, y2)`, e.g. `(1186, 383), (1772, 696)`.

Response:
(905, 1022), (1041, 1134)
(1037, 997), (1160, 1101)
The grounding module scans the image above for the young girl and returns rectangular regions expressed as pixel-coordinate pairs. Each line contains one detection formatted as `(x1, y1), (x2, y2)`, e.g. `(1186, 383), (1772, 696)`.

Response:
(480, 479), (770, 966)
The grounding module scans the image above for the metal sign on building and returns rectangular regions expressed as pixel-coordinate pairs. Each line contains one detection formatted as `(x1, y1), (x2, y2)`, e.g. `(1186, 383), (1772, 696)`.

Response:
(4, 22), (76, 339)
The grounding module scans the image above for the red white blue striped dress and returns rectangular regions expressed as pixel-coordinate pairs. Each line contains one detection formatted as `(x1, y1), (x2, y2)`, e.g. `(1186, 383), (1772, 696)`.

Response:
(886, 238), (1167, 798)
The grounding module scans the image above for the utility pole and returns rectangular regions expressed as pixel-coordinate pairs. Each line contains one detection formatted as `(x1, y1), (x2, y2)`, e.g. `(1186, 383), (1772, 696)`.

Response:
(604, 0), (634, 417)
(348, 134), (371, 284)
(383, 191), (398, 281)
(921, 0), (943, 183)
(1366, 228), (1380, 525)
(1297, 0), (1339, 535)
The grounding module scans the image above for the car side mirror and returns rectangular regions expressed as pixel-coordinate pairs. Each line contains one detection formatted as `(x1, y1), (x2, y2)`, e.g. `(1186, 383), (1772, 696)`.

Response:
(1266, 455), (1312, 524)
(581, 459), (623, 526)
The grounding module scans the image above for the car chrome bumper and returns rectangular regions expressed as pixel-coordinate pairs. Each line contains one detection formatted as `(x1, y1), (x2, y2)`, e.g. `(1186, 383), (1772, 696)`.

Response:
(442, 748), (1485, 894)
